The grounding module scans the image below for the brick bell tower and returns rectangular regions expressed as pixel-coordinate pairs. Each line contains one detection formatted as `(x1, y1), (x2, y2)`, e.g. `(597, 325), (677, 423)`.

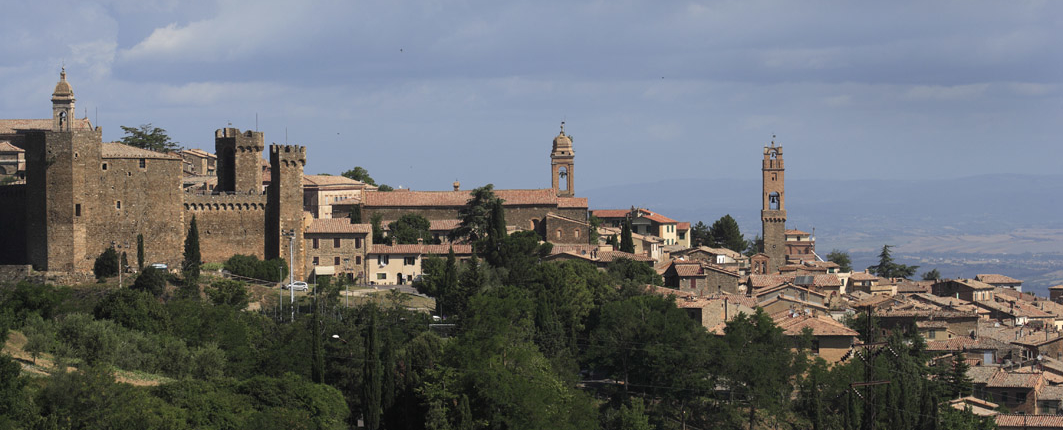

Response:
(551, 121), (574, 197)
(761, 137), (786, 273)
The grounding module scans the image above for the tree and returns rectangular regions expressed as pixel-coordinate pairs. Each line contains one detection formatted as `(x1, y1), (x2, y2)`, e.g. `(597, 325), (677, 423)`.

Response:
(923, 268), (942, 281)
(119, 123), (180, 153)
(870, 245), (920, 279)
(619, 218), (635, 253)
(388, 213), (433, 244)
(607, 257), (663, 286)
(94, 247), (120, 280)
(377, 184), (394, 192)
(204, 279), (250, 309)
(311, 296), (324, 384)
(370, 213), (390, 245)
(588, 215), (601, 245)
(827, 249), (853, 272)
(690, 221), (711, 246)
(341, 166), (377, 186)
(183, 215), (201, 282)
(132, 267), (168, 297)
(94, 288), (170, 333)
(363, 306), (383, 430)
(944, 353), (973, 399)
(137, 233), (145, 270)
(708, 214), (745, 253)
(745, 234), (763, 257)
(450, 184), (501, 245)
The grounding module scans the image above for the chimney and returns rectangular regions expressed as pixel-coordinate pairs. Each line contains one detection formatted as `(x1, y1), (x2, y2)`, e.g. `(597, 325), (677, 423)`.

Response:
(452, 180), (460, 191)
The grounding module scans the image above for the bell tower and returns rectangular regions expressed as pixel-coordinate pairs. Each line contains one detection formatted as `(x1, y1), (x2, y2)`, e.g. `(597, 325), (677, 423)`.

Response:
(51, 68), (76, 132)
(551, 121), (574, 197)
(761, 137), (786, 273)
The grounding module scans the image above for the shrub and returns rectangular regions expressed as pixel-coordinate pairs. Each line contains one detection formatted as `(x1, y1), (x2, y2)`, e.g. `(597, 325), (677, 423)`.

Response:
(94, 288), (170, 334)
(94, 247), (120, 279)
(224, 254), (288, 282)
(205, 279), (249, 309)
(131, 267), (168, 297)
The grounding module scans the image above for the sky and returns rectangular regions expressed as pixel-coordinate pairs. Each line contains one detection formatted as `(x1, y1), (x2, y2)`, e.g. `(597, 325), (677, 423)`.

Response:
(1, 0), (1059, 192)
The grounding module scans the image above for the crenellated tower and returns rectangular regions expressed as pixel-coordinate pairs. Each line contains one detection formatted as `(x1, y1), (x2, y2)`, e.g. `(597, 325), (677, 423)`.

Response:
(215, 128), (264, 194)
(551, 121), (574, 197)
(761, 138), (786, 273)
(266, 144), (306, 280)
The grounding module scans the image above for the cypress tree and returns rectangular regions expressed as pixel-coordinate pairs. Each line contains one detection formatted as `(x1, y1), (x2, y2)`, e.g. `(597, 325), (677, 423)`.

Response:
(183, 215), (201, 281)
(363, 306), (382, 430)
(311, 296), (324, 383)
(620, 218), (635, 253)
(136, 233), (145, 269)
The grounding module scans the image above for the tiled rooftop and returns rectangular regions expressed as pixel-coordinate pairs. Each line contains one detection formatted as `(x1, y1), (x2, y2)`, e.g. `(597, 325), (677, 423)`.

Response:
(100, 142), (181, 160)
(305, 219), (371, 234)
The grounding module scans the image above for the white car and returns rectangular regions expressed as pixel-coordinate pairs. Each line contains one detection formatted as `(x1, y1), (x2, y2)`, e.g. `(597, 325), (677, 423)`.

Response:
(284, 281), (309, 291)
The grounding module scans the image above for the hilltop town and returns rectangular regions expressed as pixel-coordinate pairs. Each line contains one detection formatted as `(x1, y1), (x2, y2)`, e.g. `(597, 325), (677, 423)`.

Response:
(4, 72), (1063, 429)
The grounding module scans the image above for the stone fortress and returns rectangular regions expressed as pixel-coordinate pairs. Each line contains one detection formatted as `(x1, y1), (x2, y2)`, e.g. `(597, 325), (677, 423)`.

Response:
(0, 71), (591, 281)
(0, 71), (308, 278)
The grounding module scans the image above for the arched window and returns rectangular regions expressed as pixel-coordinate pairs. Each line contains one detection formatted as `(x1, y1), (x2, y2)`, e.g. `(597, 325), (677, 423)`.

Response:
(557, 166), (569, 191)
(768, 192), (780, 210)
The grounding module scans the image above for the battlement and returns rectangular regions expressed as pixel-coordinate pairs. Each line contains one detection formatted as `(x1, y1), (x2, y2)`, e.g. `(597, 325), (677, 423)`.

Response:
(270, 144), (306, 156)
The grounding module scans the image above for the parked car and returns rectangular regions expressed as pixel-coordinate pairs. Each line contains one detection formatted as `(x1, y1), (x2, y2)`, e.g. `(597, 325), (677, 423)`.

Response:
(283, 281), (309, 291)
(148, 263), (168, 270)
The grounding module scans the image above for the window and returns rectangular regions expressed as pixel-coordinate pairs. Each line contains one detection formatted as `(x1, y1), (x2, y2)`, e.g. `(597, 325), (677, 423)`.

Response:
(356, 256), (361, 264)
(377, 273), (386, 280)
(574, 229), (580, 239)
(404, 257), (416, 266)
(556, 229), (562, 239)
(312, 238), (319, 249)
(379, 255), (389, 265)
(313, 257), (319, 265)
(355, 237), (362, 249)
(1017, 392), (1027, 404)
(115, 201), (121, 209)
(334, 238), (341, 248)
(139, 158), (146, 169)
(102, 163), (108, 171)
(811, 340), (820, 355)
(334, 257), (340, 265)
(75, 204), (81, 217)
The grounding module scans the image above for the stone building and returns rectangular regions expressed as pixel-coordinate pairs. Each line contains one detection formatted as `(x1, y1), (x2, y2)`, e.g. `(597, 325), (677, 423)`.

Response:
(761, 140), (786, 273)
(0, 140), (26, 181)
(0, 71), (308, 279)
(357, 124), (590, 244)
(304, 218), (371, 281)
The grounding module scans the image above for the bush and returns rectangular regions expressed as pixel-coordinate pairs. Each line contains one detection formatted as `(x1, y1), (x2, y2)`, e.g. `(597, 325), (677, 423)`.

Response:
(131, 267), (169, 297)
(0, 282), (69, 327)
(94, 247), (120, 279)
(224, 254), (288, 282)
(202, 262), (224, 272)
(94, 288), (170, 334)
(205, 279), (250, 309)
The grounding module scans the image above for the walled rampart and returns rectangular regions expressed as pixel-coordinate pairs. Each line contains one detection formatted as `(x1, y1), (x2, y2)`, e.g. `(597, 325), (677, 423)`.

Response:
(184, 192), (268, 263)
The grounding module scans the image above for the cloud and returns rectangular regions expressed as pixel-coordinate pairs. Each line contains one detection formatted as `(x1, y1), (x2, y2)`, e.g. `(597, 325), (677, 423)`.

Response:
(902, 84), (990, 101)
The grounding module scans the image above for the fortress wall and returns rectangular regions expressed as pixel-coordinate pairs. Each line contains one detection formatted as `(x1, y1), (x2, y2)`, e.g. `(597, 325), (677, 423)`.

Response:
(0, 185), (27, 264)
(184, 193), (268, 263)
(90, 156), (185, 269)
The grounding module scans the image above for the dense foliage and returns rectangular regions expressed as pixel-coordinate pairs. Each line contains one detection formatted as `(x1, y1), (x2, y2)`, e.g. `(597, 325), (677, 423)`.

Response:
(119, 123), (181, 153)
(0, 208), (991, 429)
(223, 254), (289, 282)
(93, 247), (119, 280)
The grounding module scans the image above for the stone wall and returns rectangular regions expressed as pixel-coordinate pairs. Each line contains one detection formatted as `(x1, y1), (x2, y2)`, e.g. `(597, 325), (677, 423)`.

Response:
(542, 214), (589, 245)
(184, 192), (268, 264)
(0, 185), (27, 264)
(88, 156), (184, 270)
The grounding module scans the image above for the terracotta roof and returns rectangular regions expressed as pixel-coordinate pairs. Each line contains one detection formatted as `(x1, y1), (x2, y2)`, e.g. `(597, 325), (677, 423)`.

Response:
(784, 229), (810, 235)
(1041, 385), (1063, 401)
(639, 211), (677, 224)
(302, 174), (366, 187)
(591, 209), (631, 218)
(306, 219), (371, 234)
(672, 262), (705, 277)
(758, 295), (829, 312)
(976, 274), (1022, 284)
(598, 251), (653, 263)
(644, 284), (696, 299)
(896, 281), (932, 294)
(550, 244), (599, 256)
(775, 314), (859, 337)
(100, 142), (181, 160)
(1012, 331), (1063, 347)
(986, 371), (1043, 388)
(0, 141), (23, 152)
(926, 337), (1009, 352)
(849, 272), (879, 281)
(371, 244), (473, 255)
(557, 197), (588, 208)
(180, 148), (216, 159)
(947, 278), (996, 291)
(677, 222), (690, 231)
(750, 274), (841, 289)
(915, 320), (949, 329)
(365, 188), (560, 207)
(1049, 285), (1063, 290)
(0, 118), (92, 134)
(996, 414), (1063, 428)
